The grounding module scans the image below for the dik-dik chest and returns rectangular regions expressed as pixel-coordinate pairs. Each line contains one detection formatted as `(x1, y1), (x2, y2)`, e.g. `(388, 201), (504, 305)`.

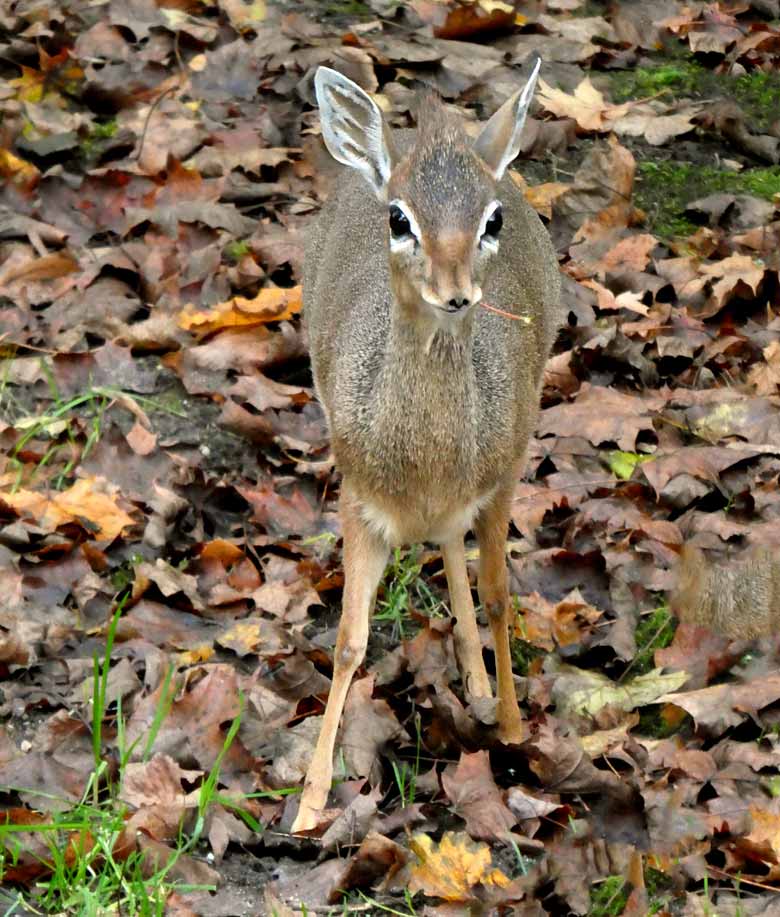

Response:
(356, 485), (498, 545)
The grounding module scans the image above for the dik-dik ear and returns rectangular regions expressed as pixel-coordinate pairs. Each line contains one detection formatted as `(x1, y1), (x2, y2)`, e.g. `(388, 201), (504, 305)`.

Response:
(473, 57), (541, 181)
(315, 67), (396, 200)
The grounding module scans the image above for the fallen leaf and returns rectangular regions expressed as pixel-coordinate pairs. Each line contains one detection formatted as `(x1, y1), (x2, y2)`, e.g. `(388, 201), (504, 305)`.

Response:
(179, 285), (302, 338)
(441, 750), (517, 841)
(408, 831), (511, 901)
(537, 77), (629, 132)
(1, 476), (136, 541)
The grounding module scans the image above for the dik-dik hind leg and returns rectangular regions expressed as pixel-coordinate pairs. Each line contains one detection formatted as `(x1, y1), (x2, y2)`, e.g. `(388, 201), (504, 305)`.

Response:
(291, 495), (388, 833)
(442, 538), (492, 700)
(475, 484), (524, 744)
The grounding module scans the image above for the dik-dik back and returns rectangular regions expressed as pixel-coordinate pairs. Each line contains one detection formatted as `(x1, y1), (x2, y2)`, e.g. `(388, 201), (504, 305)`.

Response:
(305, 66), (561, 542)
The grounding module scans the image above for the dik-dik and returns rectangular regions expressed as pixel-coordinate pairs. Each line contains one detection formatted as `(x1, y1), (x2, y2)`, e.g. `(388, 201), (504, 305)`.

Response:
(293, 62), (561, 832)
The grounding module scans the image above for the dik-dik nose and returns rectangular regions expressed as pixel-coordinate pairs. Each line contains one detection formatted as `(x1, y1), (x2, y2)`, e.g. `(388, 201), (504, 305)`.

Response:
(448, 294), (471, 310)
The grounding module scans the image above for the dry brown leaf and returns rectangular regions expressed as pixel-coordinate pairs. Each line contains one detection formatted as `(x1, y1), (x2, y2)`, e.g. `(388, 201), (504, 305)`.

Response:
(612, 103), (700, 146)
(121, 754), (202, 811)
(126, 420), (157, 456)
(441, 750), (516, 841)
(408, 831), (511, 901)
(748, 340), (780, 396)
(537, 77), (629, 132)
(579, 280), (649, 315)
(746, 807), (780, 861)
(699, 254), (765, 315)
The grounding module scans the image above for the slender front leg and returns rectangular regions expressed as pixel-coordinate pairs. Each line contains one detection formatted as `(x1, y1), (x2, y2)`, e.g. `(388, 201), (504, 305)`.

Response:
(441, 538), (492, 700)
(291, 491), (388, 833)
(475, 482), (524, 744)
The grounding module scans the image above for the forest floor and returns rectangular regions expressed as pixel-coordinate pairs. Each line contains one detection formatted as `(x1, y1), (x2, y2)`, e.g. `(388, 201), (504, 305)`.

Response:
(1, 0), (780, 914)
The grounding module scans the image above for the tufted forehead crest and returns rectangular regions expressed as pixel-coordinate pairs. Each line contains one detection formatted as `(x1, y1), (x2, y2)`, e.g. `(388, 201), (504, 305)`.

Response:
(397, 95), (494, 233)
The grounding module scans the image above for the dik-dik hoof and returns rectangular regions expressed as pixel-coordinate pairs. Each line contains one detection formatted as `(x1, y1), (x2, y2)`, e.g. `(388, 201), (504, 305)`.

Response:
(291, 803), (322, 833)
(498, 717), (525, 745)
(291, 782), (329, 833)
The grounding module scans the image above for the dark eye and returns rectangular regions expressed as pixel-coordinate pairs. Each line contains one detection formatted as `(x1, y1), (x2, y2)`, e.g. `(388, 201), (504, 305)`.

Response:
(389, 204), (412, 239)
(484, 205), (503, 239)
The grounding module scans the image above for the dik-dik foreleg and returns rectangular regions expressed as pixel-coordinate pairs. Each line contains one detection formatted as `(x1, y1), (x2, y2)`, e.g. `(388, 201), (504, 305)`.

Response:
(475, 481), (524, 743)
(442, 538), (492, 700)
(291, 491), (388, 833)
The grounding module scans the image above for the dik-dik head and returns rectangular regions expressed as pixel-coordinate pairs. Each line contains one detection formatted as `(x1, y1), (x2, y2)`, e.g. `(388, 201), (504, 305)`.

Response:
(314, 62), (540, 318)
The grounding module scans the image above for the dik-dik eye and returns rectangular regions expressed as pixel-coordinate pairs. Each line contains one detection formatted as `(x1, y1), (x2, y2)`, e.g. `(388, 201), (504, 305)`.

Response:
(482, 204), (503, 241)
(389, 204), (412, 239)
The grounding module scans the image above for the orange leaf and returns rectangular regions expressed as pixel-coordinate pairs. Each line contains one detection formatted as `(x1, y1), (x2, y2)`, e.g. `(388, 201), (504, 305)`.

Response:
(1, 476), (136, 541)
(178, 285), (302, 337)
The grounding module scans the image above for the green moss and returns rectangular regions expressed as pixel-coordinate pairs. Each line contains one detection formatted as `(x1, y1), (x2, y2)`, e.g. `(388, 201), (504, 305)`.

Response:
(734, 71), (780, 131)
(610, 57), (780, 130)
(90, 119), (118, 140)
(80, 119), (118, 160)
(589, 876), (628, 917)
(633, 605), (676, 675)
(611, 60), (706, 103)
(636, 704), (687, 739)
(224, 239), (251, 262)
(645, 866), (675, 912)
(511, 637), (543, 676)
(635, 160), (780, 239)
(321, 0), (374, 17)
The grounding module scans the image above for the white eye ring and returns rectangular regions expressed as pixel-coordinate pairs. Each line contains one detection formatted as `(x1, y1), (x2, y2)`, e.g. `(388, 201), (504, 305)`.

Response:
(478, 200), (502, 252)
(388, 198), (421, 251)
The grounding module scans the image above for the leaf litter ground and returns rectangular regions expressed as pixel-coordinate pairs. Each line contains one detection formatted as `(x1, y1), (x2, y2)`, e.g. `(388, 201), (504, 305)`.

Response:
(1, 0), (780, 914)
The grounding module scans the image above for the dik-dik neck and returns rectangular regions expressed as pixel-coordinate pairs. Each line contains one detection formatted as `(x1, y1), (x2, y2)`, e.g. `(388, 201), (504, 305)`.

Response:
(386, 286), (478, 371)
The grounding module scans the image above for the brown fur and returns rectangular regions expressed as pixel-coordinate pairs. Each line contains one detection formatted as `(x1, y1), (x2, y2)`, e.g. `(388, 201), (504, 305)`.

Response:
(306, 98), (561, 545)
(671, 543), (780, 639)
(293, 79), (560, 832)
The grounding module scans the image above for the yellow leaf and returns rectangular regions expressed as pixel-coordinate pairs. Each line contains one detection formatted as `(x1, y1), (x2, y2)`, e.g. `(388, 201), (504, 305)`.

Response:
(221, 0), (267, 30)
(217, 620), (263, 655)
(10, 66), (45, 102)
(479, 0), (514, 13)
(177, 645), (215, 666)
(409, 831), (510, 902)
(1, 476), (136, 541)
(522, 180), (571, 219)
(0, 149), (39, 188)
(178, 285), (302, 337)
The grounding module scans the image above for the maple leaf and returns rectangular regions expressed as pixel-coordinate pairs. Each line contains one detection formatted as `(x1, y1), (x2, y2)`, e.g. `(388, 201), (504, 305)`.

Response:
(0, 476), (136, 541)
(408, 831), (510, 901)
(537, 77), (629, 132)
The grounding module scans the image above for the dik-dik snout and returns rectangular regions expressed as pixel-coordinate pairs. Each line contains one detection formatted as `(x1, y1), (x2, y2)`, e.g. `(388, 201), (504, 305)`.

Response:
(387, 197), (505, 315)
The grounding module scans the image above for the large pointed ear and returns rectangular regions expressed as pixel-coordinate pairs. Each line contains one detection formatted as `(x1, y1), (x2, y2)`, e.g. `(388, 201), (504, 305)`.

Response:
(473, 57), (541, 181)
(314, 66), (396, 200)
